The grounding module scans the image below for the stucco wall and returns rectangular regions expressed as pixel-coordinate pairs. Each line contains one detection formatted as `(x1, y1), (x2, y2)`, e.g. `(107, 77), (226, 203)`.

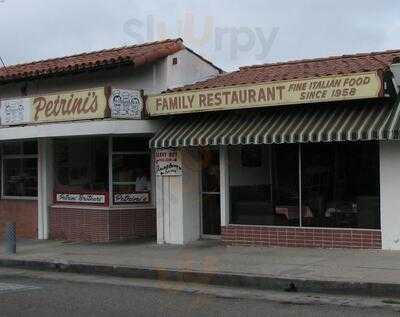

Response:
(165, 49), (221, 90)
(380, 141), (400, 250)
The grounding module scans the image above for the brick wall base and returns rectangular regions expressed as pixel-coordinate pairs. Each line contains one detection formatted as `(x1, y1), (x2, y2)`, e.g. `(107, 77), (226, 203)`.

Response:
(50, 206), (156, 243)
(222, 225), (382, 249)
(0, 200), (38, 239)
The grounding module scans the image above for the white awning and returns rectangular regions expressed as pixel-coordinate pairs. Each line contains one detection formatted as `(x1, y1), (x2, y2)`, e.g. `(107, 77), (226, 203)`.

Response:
(0, 119), (165, 141)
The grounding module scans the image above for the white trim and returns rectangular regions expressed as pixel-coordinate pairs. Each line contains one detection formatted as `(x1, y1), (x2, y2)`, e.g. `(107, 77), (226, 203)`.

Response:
(112, 151), (149, 155)
(298, 144), (302, 227)
(1, 196), (37, 201)
(51, 204), (156, 210)
(108, 136), (113, 207)
(220, 146), (230, 227)
(0, 119), (164, 141)
(201, 234), (221, 240)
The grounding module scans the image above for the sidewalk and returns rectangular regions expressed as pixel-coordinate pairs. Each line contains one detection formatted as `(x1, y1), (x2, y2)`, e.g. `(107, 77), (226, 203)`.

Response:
(0, 239), (400, 296)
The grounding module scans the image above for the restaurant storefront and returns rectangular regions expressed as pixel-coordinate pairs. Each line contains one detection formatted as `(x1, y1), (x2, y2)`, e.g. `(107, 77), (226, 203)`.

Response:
(148, 50), (400, 250)
(0, 38), (222, 242)
(0, 87), (161, 242)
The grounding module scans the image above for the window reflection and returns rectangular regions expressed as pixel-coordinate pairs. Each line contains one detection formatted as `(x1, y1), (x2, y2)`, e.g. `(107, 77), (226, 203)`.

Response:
(229, 142), (380, 229)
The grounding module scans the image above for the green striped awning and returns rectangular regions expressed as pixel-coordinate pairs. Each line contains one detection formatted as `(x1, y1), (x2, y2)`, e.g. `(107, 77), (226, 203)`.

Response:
(150, 100), (400, 148)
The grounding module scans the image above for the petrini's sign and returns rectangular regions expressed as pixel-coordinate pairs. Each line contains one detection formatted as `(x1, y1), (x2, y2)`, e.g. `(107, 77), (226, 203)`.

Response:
(147, 71), (383, 116)
(32, 87), (108, 123)
(155, 148), (182, 176)
(0, 86), (143, 125)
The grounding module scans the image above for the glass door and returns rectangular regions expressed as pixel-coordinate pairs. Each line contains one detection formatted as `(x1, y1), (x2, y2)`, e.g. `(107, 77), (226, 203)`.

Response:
(201, 148), (221, 236)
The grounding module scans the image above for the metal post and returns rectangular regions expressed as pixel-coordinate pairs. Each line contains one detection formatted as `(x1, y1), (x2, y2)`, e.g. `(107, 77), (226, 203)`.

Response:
(4, 222), (16, 254)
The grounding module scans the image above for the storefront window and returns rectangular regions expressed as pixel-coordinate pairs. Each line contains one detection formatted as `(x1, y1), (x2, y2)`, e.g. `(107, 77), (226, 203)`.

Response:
(272, 144), (300, 226)
(2, 140), (38, 198)
(54, 137), (108, 192)
(229, 144), (299, 226)
(112, 137), (151, 204)
(302, 142), (380, 229)
(229, 142), (380, 229)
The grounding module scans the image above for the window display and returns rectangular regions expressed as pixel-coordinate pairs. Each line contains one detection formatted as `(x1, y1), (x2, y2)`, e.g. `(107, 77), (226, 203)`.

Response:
(2, 140), (38, 198)
(229, 142), (380, 229)
(112, 137), (151, 204)
(54, 137), (108, 192)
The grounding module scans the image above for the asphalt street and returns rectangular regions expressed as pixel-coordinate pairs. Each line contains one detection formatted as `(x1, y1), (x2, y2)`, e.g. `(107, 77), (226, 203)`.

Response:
(0, 273), (398, 317)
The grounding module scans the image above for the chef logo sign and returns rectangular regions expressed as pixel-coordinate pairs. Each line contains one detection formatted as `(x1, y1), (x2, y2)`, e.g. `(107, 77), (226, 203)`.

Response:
(110, 89), (143, 119)
(0, 97), (32, 125)
(155, 149), (182, 176)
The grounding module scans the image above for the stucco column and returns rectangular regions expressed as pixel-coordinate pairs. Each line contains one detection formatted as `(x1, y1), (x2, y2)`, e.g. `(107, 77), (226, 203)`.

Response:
(380, 141), (400, 250)
(156, 148), (201, 244)
(37, 138), (53, 240)
(220, 146), (230, 227)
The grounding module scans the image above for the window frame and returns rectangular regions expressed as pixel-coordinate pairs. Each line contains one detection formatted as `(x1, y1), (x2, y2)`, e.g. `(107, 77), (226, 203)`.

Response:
(110, 136), (153, 207)
(1, 141), (38, 200)
(227, 142), (381, 230)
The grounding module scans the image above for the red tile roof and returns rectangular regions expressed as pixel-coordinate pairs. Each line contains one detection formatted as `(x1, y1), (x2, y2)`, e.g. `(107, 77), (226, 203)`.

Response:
(168, 49), (400, 92)
(0, 39), (185, 83)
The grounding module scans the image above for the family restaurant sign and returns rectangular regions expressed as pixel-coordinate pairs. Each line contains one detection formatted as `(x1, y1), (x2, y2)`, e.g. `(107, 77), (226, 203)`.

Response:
(147, 71), (382, 116)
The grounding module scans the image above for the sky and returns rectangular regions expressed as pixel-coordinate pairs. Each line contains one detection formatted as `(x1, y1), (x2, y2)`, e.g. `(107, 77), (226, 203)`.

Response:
(0, 0), (399, 71)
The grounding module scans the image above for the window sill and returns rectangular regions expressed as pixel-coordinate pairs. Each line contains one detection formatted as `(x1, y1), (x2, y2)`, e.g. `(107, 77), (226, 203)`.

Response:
(226, 223), (381, 231)
(1, 196), (37, 201)
(51, 203), (155, 210)
(110, 204), (155, 210)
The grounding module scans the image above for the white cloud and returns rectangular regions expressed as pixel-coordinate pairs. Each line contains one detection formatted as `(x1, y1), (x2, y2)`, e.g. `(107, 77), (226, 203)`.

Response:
(0, 0), (399, 71)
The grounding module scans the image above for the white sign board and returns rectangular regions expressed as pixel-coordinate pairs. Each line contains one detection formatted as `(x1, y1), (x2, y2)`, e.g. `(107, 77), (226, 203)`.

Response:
(110, 88), (143, 119)
(113, 192), (150, 204)
(0, 98), (32, 126)
(56, 193), (106, 204)
(155, 149), (182, 176)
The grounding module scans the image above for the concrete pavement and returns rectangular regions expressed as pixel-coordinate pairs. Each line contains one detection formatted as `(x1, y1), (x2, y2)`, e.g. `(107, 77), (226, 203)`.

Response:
(0, 239), (400, 296)
(0, 270), (399, 316)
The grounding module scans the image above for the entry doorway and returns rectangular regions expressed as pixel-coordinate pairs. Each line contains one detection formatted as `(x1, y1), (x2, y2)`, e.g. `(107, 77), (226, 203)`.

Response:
(201, 148), (221, 236)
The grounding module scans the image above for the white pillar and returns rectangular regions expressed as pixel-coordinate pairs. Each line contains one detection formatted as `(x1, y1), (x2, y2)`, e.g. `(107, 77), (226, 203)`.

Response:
(37, 138), (53, 240)
(156, 148), (201, 244)
(380, 141), (400, 250)
(220, 146), (230, 227)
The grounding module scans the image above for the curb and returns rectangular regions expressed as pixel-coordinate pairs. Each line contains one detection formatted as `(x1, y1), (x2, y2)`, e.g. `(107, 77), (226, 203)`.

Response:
(0, 258), (399, 297)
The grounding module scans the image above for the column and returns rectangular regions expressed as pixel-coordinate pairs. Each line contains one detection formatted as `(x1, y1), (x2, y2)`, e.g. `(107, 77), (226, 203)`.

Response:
(220, 146), (230, 227)
(380, 141), (400, 250)
(156, 148), (201, 244)
(37, 138), (54, 240)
